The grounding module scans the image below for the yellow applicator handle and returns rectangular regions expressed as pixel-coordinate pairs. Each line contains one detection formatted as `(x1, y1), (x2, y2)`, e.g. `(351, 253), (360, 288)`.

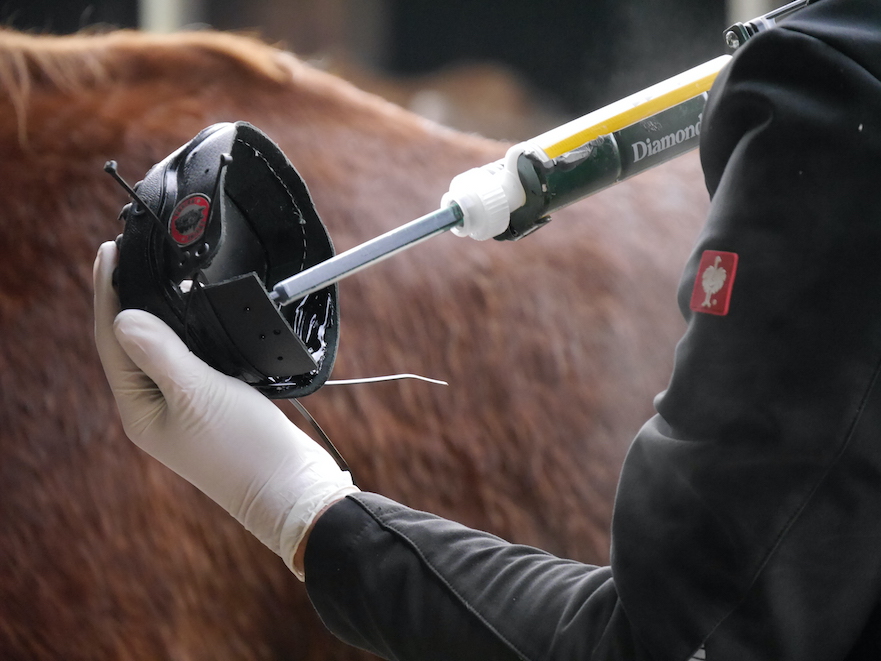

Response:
(443, 55), (731, 241)
(534, 55), (729, 160)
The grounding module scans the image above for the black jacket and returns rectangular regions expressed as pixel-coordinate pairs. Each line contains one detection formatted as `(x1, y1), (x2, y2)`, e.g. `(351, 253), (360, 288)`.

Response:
(306, 1), (881, 658)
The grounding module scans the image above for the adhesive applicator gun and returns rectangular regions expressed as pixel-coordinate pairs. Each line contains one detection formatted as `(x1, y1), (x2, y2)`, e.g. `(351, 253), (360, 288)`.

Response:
(266, 0), (817, 306)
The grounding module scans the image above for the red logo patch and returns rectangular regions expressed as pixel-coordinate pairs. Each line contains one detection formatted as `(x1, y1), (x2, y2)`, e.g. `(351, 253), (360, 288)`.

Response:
(689, 250), (738, 316)
(168, 194), (211, 246)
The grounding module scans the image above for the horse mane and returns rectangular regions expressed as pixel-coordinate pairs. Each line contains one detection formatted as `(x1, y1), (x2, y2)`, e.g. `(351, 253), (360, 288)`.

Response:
(0, 29), (318, 145)
(0, 28), (294, 90)
(0, 27), (466, 155)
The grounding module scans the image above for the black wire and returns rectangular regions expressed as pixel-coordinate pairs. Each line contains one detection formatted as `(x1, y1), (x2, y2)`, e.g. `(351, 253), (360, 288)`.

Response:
(286, 398), (356, 487)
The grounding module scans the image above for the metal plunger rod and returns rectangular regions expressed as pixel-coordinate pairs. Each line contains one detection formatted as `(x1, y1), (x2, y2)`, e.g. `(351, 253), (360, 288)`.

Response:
(270, 204), (465, 306)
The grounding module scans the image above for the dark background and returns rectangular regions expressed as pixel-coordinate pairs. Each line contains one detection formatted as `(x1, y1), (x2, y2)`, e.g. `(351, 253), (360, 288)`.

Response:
(0, 0), (750, 121)
(0, 0), (137, 33)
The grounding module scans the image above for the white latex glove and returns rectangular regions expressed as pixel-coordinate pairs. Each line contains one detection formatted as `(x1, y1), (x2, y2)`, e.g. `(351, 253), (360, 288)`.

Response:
(93, 241), (358, 579)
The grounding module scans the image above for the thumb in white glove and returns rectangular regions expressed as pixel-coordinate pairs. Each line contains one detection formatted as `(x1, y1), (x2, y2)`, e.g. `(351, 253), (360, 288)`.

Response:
(93, 241), (358, 579)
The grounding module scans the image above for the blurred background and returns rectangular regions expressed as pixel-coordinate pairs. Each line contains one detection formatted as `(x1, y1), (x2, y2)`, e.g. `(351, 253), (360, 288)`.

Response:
(0, 0), (777, 140)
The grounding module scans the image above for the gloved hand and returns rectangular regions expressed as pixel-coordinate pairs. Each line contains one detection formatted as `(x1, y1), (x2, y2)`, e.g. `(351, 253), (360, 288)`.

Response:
(93, 241), (358, 579)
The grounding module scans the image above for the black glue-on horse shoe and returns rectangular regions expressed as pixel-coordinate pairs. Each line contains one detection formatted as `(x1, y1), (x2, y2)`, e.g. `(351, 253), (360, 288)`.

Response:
(106, 122), (339, 399)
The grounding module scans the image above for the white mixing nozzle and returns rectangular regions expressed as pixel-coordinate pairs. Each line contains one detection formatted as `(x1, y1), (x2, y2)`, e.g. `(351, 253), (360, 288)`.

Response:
(440, 145), (528, 241)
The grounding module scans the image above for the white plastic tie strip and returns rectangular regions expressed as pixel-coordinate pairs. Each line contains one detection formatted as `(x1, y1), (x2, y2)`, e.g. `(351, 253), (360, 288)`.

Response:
(325, 373), (448, 387)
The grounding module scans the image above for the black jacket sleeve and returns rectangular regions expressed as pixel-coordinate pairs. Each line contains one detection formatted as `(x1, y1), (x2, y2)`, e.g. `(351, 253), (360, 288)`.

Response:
(305, 493), (649, 661)
(613, 1), (881, 659)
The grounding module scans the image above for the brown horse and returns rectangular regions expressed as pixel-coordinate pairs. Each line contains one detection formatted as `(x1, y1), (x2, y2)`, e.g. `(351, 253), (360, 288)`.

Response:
(0, 28), (708, 660)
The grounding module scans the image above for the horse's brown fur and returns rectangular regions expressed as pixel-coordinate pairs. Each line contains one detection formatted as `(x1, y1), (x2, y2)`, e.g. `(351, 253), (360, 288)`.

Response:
(0, 28), (708, 660)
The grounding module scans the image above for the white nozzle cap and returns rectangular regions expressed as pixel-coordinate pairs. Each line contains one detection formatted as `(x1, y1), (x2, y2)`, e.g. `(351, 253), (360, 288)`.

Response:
(441, 147), (527, 241)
